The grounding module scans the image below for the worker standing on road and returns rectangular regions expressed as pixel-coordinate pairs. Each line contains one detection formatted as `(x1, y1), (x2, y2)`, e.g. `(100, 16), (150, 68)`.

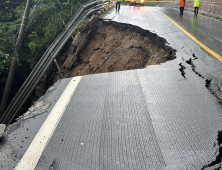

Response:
(194, 0), (201, 16)
(179, 0), (186, 15)
(116, 0), (122, 12)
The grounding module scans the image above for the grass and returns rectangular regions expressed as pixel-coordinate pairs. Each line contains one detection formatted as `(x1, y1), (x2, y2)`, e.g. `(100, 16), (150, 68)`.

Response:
(145, 2), (158, 6)
(72, 18), (90, 35)
(215, 16), (222, 21)
(100, 6), (114, 17)
(145, 0), (159, 6)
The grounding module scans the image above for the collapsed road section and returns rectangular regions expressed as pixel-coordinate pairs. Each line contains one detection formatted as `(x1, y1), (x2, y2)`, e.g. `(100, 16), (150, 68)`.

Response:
(37, 18), (176, 96)
(1, 6), (222, 170)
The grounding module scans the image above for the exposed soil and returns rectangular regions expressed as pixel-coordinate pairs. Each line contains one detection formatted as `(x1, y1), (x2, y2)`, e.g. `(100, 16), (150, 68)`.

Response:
(36, 18), (176, 97)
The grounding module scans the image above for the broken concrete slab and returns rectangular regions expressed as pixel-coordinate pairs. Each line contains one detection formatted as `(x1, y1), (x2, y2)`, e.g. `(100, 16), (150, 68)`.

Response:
(63, 16), (98, 70)
(0, 124), (6, 138)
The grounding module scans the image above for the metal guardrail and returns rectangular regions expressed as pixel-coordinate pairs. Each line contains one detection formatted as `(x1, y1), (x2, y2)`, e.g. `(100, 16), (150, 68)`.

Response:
(0, 0), (109, 125)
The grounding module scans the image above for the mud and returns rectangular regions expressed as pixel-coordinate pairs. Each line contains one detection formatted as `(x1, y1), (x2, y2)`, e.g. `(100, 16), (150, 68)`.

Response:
(36, 19), (176, 97)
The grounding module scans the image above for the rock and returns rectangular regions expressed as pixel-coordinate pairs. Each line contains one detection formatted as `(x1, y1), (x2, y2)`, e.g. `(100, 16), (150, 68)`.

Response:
(64, 24), (93, 70)
(130, 42), (141, 48)
(0, 124), (6, 138)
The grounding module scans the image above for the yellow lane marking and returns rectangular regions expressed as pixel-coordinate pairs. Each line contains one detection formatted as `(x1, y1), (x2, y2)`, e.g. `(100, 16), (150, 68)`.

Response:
(63, 54), (70, 67)
(210, 4), (221, 6)
(156, 10), (222, 63)
(72, 32), (80, 43)
(124, 0), (220, 6)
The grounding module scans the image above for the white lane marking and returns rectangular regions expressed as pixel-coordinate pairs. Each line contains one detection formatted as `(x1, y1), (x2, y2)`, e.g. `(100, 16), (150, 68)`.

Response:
(14, 76), (82, 170)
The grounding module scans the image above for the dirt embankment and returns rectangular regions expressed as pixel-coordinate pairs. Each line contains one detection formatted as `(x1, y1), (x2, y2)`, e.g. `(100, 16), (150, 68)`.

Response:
(36, 18), (176, 96)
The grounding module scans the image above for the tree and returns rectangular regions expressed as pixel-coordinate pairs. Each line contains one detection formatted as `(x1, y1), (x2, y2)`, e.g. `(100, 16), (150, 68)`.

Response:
(0, 0), (91, 117)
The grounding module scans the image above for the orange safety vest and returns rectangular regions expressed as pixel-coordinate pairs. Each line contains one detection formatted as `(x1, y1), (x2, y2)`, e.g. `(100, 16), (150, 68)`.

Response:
(180, 0), (186, 7)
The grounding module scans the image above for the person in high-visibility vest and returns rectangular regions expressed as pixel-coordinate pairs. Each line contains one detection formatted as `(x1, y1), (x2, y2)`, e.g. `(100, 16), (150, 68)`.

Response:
(194, 0), (201, 16)
(179, 0), (186, 15)
(116, 0), (122, 12)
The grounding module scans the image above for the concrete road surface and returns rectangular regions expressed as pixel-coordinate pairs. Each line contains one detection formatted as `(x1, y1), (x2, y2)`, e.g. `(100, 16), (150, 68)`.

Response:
(1, 6), (222, 170)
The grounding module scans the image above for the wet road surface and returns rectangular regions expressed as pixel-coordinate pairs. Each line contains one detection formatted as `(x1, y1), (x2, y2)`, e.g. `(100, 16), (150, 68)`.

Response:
(1, 6), (222, 170)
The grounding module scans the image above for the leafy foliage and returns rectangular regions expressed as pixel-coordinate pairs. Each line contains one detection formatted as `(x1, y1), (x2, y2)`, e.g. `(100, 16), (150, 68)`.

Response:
(0, 0), (90, 110)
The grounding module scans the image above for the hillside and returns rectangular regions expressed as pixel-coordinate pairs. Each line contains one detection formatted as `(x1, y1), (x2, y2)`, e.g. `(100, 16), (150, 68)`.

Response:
(0, 0), (90, 114)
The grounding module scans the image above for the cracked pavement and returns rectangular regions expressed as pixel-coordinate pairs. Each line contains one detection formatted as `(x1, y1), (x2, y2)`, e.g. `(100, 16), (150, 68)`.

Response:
(1, 6), (222, 170)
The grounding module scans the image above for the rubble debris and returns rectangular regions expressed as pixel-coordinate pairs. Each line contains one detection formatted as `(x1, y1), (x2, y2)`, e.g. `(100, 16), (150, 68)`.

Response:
(0, 124), (6, 138)
(37, 18), (176, 97)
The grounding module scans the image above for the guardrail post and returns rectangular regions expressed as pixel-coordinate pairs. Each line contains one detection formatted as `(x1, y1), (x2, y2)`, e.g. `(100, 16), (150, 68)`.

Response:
(54, 59), (64, 78)
(0, 0), (106, 125)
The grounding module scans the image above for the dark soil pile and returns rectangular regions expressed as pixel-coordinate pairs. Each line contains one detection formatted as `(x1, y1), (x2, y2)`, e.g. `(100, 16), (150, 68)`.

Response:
(36, 19), (176, 96)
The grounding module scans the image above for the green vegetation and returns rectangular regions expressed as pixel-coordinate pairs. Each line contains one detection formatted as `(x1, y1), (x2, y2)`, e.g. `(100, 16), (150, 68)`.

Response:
(145, 0), (159, 6)
(99, 5), (114, 18)
(0, 0), (90, 112)
(215, 17), (222, 21)
(73, 18), (90, 35)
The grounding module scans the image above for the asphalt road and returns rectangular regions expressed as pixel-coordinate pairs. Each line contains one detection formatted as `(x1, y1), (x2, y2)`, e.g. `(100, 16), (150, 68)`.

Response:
(1, 6), (222, 170)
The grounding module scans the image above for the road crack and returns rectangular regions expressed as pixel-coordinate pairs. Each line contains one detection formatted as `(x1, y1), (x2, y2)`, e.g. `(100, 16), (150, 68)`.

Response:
(183, 53), (222, 169)
(202, 130), (222, 170)
(179, 63), (186, 79)
(185, 53), (222, 105)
